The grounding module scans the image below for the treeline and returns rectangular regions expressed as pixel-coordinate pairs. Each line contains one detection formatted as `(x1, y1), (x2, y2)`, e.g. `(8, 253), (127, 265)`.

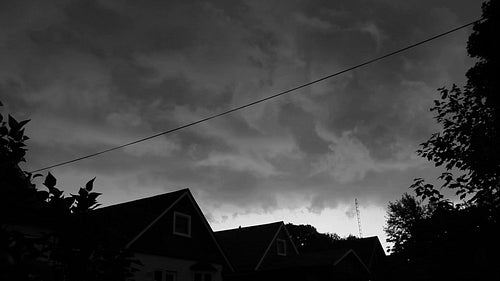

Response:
(384, 1), (500, 280)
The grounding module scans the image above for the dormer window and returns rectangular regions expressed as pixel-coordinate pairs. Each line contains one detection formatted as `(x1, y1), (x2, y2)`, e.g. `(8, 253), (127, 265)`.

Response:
(173, 212), (191, 237)
(277, 239), (287, 256)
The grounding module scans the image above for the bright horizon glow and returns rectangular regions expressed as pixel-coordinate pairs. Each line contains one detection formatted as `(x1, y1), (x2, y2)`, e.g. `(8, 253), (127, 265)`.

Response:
(30, 167), (397, 253)
(208, 204), (389, 251)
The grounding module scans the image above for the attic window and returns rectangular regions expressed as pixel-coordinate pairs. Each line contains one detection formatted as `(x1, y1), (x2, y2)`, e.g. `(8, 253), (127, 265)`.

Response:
(277, 239), (287, 256)
(173, 212), (191, 237)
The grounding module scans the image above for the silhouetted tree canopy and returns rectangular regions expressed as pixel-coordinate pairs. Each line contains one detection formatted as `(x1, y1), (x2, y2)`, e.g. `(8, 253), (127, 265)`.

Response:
(0, 102), (137, 281)
(384, 193), (497, 280)
(384, 193), (426, 254)
(286, 223), (357, 252)
(385, 2), (500, 280)
(412, 0), (500, 209)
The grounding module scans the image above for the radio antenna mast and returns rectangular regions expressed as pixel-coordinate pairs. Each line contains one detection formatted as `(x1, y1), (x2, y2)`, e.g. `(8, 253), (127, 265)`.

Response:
(355, 198), (363, 238)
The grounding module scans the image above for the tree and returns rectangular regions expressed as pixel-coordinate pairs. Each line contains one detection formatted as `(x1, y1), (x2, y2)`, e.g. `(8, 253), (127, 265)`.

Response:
(402, 0), (500, 255)
(412, 0), (500, 209)
(0, 102), (137, 281)
(384, 2), (500, 279)
(286, 223), (357, 253)
(0, 102), (39, 221)
(384, 193), (426, 254)
(384, 193), (494, 280)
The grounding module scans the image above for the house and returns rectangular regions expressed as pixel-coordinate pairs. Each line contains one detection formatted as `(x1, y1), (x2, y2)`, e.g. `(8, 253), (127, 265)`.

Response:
(329, 236), (386, 280)
(215, 221), (382, 281)
(277, 236), (385, 281)
(261, 247), (372, 281)
(214, 221), (299, 280)
(93, 188), (233, 281)
(4, 183), (386, 281)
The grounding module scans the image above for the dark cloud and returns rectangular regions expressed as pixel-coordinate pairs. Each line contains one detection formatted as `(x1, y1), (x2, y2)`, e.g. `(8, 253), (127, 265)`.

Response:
(1, 0), (484, 218)
(278, 101), (330, 155)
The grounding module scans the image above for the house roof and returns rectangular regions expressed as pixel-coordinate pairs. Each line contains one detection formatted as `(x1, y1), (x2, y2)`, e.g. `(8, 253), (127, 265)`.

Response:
(262, 247), (370, 274)
(91, 188), (234, 271)
(215, 222), (285, 272)
(91, 188), (188, 247)
(330, 236), (385, 268)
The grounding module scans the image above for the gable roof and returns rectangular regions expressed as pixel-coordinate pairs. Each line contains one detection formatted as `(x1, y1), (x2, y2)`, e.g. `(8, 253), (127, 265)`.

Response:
(215, 221), (298, 272)
(92, 188), (234, 271)
(92, 189), (188, 246)
(263, 247), (370, 274)
(330, 236), (385, 269)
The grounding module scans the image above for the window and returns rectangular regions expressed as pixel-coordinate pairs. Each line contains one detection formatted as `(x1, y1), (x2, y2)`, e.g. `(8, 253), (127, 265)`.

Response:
(173, 211), (191, 237)
(153, 270), (177, 281)
(194, 272), (212, 281)
(277, 239), (287, 256)
(165, 271), (176, 281)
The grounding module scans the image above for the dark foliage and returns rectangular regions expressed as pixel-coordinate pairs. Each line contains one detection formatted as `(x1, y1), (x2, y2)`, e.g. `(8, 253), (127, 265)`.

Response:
(286, 223), (356, 253)
(385, 1), (500, 280)
(384, 194), (498, 280)
(412, 0), (500, 209)
(0, 103), (138, 281)
(384, 193), (426, 254)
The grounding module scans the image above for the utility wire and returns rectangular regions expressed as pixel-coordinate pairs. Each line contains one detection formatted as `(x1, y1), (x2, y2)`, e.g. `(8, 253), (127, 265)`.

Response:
(29, 18), (482, 173)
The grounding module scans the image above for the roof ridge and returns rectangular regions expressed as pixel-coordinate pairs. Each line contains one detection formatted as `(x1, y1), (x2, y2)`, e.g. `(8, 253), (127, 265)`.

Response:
(215, 221), (283, 233)
(254, 222), (284, 270)
(95, 188), (189, 210)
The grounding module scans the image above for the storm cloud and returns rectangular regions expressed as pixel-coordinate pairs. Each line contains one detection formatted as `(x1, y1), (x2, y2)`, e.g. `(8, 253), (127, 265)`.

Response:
(1, 0), (483, 222)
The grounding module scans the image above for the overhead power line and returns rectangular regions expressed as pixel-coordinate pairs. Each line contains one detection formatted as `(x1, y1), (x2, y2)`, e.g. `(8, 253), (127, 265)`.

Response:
(29, 18), (482, 173)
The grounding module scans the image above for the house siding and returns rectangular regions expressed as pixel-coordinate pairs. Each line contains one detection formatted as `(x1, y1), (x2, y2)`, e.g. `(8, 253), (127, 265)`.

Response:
(258, 227), (298, 270)
(332, 253), (371, 281)
(131, 195), (224, 264)
(133, 253), (223, 281)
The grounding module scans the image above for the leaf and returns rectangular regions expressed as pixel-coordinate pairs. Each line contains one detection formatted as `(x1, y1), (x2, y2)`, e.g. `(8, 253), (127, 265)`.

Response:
(44, 172), (57, 188)
(8, 114), (19, 131)
(17, 119), (30, 129)
(78, 187), (87, 197)
(49, 187), (63, 198)
(86, 177), (96, 191)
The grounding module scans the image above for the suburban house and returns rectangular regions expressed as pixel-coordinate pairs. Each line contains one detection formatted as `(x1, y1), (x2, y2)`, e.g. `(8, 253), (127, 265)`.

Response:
(214, 221), (377, 281)
(92, 188), (384, 281)
(261, 247), (372, 281)
(280, 236), (386, 281)
(214, 221), (300, 281)
(4, 185), (386, 281)
(329, 236), (386, 280)
(93, 188), (234, 281)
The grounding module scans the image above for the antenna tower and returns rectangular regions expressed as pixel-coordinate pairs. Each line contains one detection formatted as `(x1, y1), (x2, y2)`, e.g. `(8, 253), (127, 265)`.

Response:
(355, 198), (363, 238)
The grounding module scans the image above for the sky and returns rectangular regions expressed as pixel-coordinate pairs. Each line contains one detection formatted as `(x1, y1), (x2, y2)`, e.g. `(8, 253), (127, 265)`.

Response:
(0, 0), (484, 250)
